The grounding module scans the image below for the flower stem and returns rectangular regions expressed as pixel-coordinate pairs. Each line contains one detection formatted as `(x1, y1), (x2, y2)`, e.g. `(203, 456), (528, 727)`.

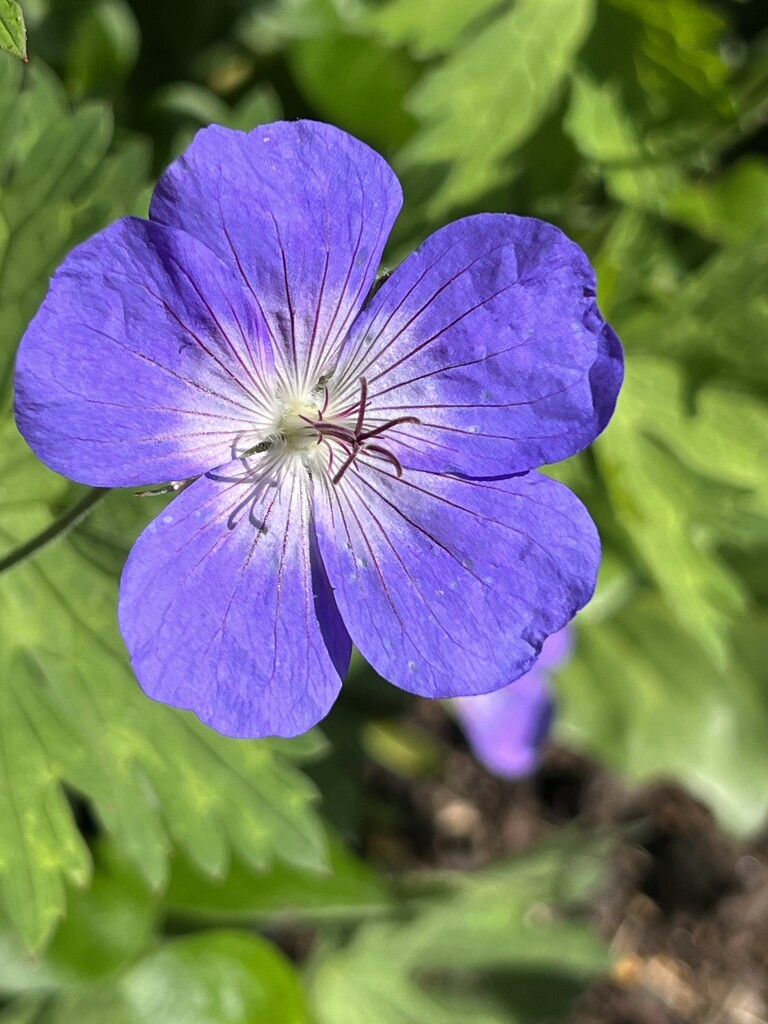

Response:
(0, 486), (110, 575)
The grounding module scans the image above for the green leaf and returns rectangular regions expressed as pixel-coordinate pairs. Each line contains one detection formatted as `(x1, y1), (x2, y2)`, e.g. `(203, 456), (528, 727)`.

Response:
(0, 845), (156, 992)
(0, 0), (25, 61)
(564, 70), (683, 211)
(397, 0), (595, 215)
(0, 423), (328, 952)
(619, 232), (768, 392)
(595, 356), (768, 659)
(309, 837), (611, 1024)
(664, 157), (768, 246)
(65, 0), (141, 99)
(368, 0), (501, 59)
(0, 999), (46, 1024)
(236, 0), (337, 55)
(605, 0), (730, 100)
(166, 828), (389, 923)
(289, 28), (418, 152)
(46, 932), (310, 1024)
(0, 53), (148, 402)
(559, 594), (768, 836)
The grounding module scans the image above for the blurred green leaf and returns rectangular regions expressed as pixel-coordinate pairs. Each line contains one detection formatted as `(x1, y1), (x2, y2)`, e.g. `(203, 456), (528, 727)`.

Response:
(0, 53), (148, 403)
(605, 0), (730, 101)
(46, 932), (310, 1024)
(666, 156), (768, 245)
(396, 0), (595, 215)
(65, 0), (140, 98)
(289, 28), (418, 151)
(235, 0), (337, 54)
(595, 356), (768, 659)
(620, 232), (768, 393)
(0, 0), (25, 60)
(309, 837), (611, 1024)
(166, 827), (389, 923)
(152, 80), (283, 159)
(0, 423), (328, 952)
(0, 1000), (45, 1024)
(0, 846), (156, 992)
(368, 0), (500, 59)
(560, 594), (768, 836)
(565, 70), (683, 211)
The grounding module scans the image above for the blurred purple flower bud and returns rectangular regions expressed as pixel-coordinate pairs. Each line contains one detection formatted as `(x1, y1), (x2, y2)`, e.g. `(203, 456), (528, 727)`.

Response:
(453, 628), (572, 778)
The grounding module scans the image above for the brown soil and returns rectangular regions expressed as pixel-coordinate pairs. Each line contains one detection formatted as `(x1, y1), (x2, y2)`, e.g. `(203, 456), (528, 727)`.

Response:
(359, 701), (768, 1024)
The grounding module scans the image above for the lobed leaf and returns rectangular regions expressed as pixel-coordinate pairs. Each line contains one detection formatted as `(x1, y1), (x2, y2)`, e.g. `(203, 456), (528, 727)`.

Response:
(396, 0), (596, 215)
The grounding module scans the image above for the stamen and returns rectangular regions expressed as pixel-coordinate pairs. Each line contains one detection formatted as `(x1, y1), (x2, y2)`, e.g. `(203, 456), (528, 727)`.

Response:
(332, 444), (360, 485)
(354, 377), (368, 436)
(302, 374), (420, 485)
(364, 444), (404, 477)
(359, 415), (420, 442)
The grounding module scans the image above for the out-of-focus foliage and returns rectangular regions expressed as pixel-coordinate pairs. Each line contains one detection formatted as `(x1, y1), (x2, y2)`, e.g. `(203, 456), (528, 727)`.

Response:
(1, 0), (768, 1018)
(309, 837), (611, 1024)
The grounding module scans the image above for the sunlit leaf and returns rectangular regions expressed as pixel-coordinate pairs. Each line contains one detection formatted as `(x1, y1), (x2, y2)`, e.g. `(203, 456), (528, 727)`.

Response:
(595, 356), (767, 659)
(619, 233), (768, 392)
(565, 70), (683, 211)
(46, 932), (310, 1024)
(368, 0), (500, 59)
(396, 0), (595, 215)
(0, 0), (25, 61)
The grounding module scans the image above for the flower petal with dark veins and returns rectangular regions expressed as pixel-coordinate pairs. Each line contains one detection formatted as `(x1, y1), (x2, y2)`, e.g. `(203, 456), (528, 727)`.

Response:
(336, 214), (623, 478)
(313, 465), (598, 698)
(119, 459), (350, 738)
(150, 120), (403, 389)
(15, 218), (275, 487)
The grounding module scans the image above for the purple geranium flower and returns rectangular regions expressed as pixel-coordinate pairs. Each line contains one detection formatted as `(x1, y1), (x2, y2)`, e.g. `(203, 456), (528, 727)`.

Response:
(14, 121), (622, 739)
(453, 627), (572, 778)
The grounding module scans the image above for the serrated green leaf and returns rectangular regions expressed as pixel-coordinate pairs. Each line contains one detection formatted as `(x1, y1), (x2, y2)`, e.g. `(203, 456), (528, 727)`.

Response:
(559, 594), (768, 836)
(309, 837), (611, 1024)
(0, 0), (26, 61)
(564, 71), (683, 211)
(397, 0), (595, 215)
(46, 932), (310, 1024)
(605, 0), (730, 98)
(0, 424), (328, 952)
